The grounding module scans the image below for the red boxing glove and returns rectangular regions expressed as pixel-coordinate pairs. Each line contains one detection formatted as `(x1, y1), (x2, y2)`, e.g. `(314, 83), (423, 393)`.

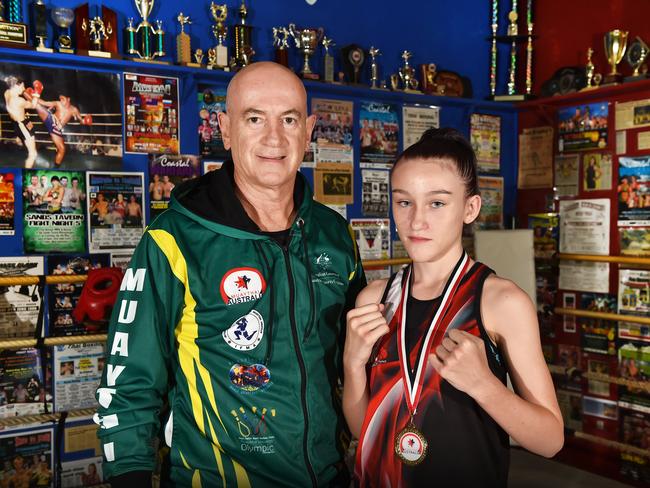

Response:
(82, 114), (93, 126)
(23, 87), (34, 100)
(32, 80), (43, 95)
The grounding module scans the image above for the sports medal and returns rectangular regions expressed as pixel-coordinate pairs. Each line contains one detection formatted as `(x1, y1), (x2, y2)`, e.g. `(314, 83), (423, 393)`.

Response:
(394, 251), (470, 465)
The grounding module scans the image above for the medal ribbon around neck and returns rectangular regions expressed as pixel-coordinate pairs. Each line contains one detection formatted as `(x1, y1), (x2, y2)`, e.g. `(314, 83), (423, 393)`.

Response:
(397, 251), (470, 415)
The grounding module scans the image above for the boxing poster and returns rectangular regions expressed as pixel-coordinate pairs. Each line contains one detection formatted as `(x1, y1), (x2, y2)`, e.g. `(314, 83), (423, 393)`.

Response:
(476, 176), (504, 230)
(61, 456), (104, 488)
(124, 73), (180, 154)
(0, 347), (52, 418)
(311, 98), (354, 165)
(618, 156), (650, 226)
(0, 172), (15, 235)
(23, 169), (86, 254)
(402, 104), (440, 151)
(559, 199), (610, 255)
(47, 254), (111, 336)
(149, 154), (200, 220)
(350, 218), (391, 261)
(0, 256), (43, 338)
(0, 428), (53, 486)
(554, 154), (579, 198)
(361, 169), (389, 217)
(359, 101), (399, 169)
(53, 342), (105, 412)
(198, 86), (227, 159)
(0, 62), (122, 169)
(470, 113), (500, 173)
(558, 102), (608, 152)
(313, 162), (354, 205)
(60, 418), (103, 487)
(86, 171), (145, 252)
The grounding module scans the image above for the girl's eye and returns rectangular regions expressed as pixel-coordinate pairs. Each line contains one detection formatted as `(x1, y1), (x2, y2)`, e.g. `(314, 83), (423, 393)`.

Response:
(431, 201), (445, 208)
(396, 200), (411, 207)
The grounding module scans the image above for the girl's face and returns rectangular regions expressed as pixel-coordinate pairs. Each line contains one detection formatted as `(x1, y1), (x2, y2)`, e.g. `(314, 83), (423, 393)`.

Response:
(391, 157), (480, 263)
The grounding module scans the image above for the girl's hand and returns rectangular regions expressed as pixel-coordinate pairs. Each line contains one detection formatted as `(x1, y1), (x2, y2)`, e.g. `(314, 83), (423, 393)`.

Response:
(344, 303), (389, 370)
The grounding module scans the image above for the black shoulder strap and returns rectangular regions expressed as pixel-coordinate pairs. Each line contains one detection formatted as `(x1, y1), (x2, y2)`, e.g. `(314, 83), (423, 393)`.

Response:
(380, 270), (399, 305)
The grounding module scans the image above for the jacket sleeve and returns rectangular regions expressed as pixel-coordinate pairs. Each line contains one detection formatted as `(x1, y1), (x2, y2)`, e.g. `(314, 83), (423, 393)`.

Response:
(343, 224), (367, 324)
(95, 231), (184, 479)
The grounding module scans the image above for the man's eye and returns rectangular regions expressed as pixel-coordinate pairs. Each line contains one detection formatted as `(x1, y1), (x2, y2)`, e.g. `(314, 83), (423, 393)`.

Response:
(284, 117), (297, 125)
(248, 116), (261, 124)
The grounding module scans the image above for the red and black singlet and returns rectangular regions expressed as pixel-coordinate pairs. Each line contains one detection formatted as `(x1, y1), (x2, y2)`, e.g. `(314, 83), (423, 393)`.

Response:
(355, 262), (509, 488)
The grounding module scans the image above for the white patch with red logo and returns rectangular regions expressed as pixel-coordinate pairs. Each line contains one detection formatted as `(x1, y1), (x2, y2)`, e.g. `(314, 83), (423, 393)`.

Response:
(220, 267), (267, 305)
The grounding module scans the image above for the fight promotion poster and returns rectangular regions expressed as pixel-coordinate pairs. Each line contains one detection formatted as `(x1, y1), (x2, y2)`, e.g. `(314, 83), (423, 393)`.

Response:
(558, 102), (608, 152)
(618, 156), (650, 226)
(149, 154), (200, 219)
(0, 256), (43, 338)
(47, 254), (111, 336)
(470, 113), (501, 173)
(311, 98), (354, 166)
(124, 73), (180, 154)
(0, 62), (122, 169)
(198, 86), (227, 159)
(53, 342), (105, 412)
(0, 428), (53, 486)
(22, 169), (86, 254)
(359, 101), (399, 169)
(0, 347), (52, 417)
(476, 176), (504, 230)
(86, 172), (145, 252)
(0, 172), (15, 235)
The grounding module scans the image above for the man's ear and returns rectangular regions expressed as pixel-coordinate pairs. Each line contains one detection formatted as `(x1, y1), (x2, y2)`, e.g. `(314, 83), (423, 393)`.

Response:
(305, 114), (317, 150)
(218, 111), (231, 150)
(464, 194), (482, 224)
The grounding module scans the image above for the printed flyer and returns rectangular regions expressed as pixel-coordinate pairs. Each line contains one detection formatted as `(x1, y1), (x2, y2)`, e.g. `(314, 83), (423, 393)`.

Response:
(124, 73), (180, 154)
(359, 101), (399, 169)
(0, 347), (52, 417)
(0, 428), (53, 486)
(558, 199), (610, 255)
(350, 218), (391, 261)
(0, 256), (43, 338)
(476, 176), (503, 230)
(22, 170), (86, 253)
(558, 102), (608, 151)
(53, 342), (105, 412)
(86, 172), (145, 252)
(470, 113), (501, 173)
(361, 169), (390, 217)
(198, 86), (227, 159)
(618, 156), (650, 225)
(149, 154), (200, 219)
(402, 104), (440, 151)
(0, 172), (15, 235)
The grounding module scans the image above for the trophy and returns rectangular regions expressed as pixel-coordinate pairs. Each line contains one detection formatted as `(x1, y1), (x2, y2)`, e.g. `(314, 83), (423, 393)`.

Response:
(125, 0), (166, 62)
(232, 0), (254, 69)
(603, 29), (629, 85)
(626, 36), (649, 82)
(272, 26), (290, 67)
(322, 36), (335, 83)
(33, 0), (52, 52)
(208, 3), (228, 70)
(368, 46), (381, 89)
(421, 63), (443, 95)
(288, 23), (324, 80)
(0, 0), (28, 47)
(51, 7), (74, 53)
(488, 0), (536, 101)
(391, 50), (420, 92)
(81, 16), (112, 57)
(341, 44), (365, 84)
(176, 12), (199, 66)
(580, 48), (602, 91)
(194, 48), (204, 66)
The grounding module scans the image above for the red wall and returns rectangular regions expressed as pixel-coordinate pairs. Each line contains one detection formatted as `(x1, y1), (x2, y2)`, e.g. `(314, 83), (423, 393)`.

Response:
(532, 0), (650, 95)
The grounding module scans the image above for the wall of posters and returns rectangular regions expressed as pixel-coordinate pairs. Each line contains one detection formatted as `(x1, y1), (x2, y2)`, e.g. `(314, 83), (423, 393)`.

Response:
(149, 154), (200, 219)
(518, 126), (553, 189)
(198, 86), (227, 159)
(313, 163), (353, 205)
(554, 154), (579, 197)
(86, 172), (145, 252)
(619, 269), (650, 315)
(0, 172), (15, 235)
(0, 428), (53, 486)
(558, 102), (608, 152)
(0, 347), (51, 417)
(476, 176), (503, 229)
(350, 218), (390, 260)
(311, 98), (354, 165)
(359, 101), (399, 168)
(23, 169), (86, 253)
(618, 156), (650, 225)
(582, 153), (612, 191)
(559, 199), (610, 255)
(361, 170), (389, 217)
(558, 261), (609, 294)
(124, 73), (180, 154)
(402, 104), (440, 150)
(0, 256), (43, 338)
(54, 343), (105, 412)
(470, 113), (501, 172)
(47, 254), (111, 336)
(0, 63), (122, 169)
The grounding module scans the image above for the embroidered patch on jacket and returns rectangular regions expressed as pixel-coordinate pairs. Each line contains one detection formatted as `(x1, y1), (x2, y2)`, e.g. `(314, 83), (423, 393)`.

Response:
(229, 363), (271, 393)
(220, 267), (267, 305)
(222, 310), (264, 351)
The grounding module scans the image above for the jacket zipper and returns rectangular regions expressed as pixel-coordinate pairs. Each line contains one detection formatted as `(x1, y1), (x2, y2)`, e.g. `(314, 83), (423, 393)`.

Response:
(280, 242), (318, 487)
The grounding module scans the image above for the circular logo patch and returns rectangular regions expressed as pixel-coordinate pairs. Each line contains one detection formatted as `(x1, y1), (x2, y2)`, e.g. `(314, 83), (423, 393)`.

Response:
(220, 267), (267, 305)
(229, 363), (271, 393)
(222, 311), (264, 351)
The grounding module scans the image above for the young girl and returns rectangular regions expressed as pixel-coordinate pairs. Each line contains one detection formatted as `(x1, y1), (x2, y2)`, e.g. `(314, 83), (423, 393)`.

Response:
(343, 128), (563, 487)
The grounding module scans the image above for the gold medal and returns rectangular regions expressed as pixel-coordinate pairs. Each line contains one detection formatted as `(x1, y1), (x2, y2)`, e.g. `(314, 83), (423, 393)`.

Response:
(394, 422), (428, 465)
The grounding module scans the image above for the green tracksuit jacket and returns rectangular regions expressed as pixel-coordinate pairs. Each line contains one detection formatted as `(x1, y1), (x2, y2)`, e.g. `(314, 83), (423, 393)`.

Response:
(95, 167), (365, 487)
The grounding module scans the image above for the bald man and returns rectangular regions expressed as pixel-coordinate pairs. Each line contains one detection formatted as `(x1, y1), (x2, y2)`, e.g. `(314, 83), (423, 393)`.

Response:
(95, 62), (366, 487)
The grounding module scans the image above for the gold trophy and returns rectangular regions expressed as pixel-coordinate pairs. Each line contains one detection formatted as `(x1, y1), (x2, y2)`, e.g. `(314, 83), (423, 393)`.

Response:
(626, 36), (649, 81)
(603, 29), (629, 85)
(369, 46), (381, 89)
(580, 48), (602, 91)
(322, 36), (335, 83)
(176, 12), (199, 66)
(208, 3), (229, 70)
(288, 23), (324, 80)
(81, 16), (112, 57)
(391, 50), (420, 92)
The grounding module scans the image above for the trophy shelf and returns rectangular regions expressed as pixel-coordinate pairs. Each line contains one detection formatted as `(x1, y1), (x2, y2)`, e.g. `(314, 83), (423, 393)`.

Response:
(0, 45), (517, 112)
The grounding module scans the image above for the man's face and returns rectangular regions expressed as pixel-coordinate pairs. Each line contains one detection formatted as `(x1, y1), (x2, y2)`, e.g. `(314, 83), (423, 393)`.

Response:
(219, 64), (316, 190)
(61, 177), (68, 187)
(31, 176), (38, 186)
